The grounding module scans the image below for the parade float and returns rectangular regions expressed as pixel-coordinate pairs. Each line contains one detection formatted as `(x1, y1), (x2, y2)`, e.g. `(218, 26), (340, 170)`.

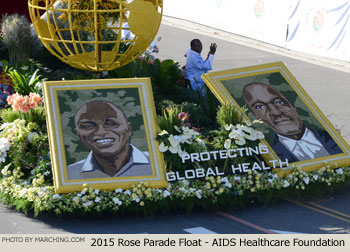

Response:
(0, 0), (350, 217)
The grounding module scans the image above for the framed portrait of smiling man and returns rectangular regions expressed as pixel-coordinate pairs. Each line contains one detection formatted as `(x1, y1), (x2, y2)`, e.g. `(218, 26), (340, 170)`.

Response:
(43, 78), (167, 193)
(202, 62), (350, 176)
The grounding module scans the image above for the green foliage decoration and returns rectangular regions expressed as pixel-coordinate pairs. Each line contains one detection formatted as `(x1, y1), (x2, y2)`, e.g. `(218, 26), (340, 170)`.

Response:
(0, 120), (50, 180)
(0, 14), (31, 65)
(108, 58), (186, 101)
(216, 102), (246, 129)
(6, 68), (44, 95)
(0, 107), (46, 132)
(157, 104), (183, 134)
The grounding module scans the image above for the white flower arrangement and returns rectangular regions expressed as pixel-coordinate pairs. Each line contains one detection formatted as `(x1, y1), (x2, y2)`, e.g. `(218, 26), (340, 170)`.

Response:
(0, 136), (349, 217)
(0, 138), (10, 164)
(158, 126), (201, 157)
(223, 122), (265, 149)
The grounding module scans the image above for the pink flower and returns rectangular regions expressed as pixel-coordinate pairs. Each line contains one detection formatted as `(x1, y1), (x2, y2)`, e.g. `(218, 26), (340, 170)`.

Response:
(15, 96), (25, 105)
(29, 92), (43, 106)
(20, 105), (30, 113)
(7, 95), (13, 105)
(12, 104), (20, 111)
(6, 93), (42, 113)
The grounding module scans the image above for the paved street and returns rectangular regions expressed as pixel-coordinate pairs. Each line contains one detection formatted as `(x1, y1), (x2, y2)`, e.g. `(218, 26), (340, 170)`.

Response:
(1, 16), (350, 234)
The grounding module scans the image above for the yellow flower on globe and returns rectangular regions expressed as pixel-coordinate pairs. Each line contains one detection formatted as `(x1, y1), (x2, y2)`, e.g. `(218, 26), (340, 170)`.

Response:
(212, 183), (217, 188)
(217, 176), (221, 183)
(132, 193), (137, 199)
(219, 188), (224, 193)
(82, 196), (87, 202)
(82, 184), (88, 188)
(132, 187), (138, 192)
(145, 192), (152, 198)
(140, 201), (145, 207)
(206, 182), (211, 189)
(294, 177), (298, 182)
(137, 189), (143, 196)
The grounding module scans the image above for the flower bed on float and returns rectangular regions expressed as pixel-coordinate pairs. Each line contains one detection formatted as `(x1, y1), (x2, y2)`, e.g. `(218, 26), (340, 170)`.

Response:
(0, 58), (350, 217)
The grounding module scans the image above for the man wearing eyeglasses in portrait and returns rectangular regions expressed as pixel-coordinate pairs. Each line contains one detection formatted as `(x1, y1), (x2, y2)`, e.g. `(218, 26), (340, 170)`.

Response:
(242, 82), (342, 162)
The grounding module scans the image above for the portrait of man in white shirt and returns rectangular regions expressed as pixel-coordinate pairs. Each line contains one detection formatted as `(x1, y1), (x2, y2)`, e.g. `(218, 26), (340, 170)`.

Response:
(242, 82), (343, 162)
(68, 100), (152, 179)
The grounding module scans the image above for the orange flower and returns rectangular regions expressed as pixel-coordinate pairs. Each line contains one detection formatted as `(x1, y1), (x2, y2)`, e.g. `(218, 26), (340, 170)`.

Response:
(6, 93), (42, 113)
(6, 95), (13, 105)
(29, 92), (43, 105)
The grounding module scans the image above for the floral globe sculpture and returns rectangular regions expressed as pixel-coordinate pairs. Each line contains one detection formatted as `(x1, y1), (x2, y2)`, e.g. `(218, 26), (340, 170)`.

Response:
(28, 0), (163, 71)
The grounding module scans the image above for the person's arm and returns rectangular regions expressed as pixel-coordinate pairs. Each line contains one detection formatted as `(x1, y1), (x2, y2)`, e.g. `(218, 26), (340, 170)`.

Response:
(207, 43), (217, 59)
(201, 42), (217, 68)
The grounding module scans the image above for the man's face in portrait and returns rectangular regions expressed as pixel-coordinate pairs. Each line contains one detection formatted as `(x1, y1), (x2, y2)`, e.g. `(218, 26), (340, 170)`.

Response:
(75, 101), (131, 157)
(243, 82), (304, 137)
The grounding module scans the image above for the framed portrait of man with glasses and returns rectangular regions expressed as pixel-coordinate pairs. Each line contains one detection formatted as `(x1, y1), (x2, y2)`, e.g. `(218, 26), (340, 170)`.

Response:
(202, 62), (350, 176)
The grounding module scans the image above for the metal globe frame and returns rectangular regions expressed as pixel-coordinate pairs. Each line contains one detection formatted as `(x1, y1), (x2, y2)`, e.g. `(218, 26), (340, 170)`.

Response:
(28, 0), (163, 71)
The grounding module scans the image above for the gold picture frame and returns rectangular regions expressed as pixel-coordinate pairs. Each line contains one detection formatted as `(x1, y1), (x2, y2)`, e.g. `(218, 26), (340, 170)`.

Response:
(202, 62), (350, 177)
(43, 78), (167, 193)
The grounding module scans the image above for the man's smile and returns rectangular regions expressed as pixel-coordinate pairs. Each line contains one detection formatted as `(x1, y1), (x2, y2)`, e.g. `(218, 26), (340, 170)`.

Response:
(93, 138), (116, 145)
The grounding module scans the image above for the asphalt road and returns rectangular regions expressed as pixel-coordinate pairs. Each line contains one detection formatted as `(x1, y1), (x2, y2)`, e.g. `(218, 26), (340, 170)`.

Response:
(1, 17), (350, 234)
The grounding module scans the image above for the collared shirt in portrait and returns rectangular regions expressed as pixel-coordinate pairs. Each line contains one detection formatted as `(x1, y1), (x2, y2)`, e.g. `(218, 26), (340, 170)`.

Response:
(185, 50), (214, 91)
(277, 127), (330, 161)
(68, 145), (152, 179)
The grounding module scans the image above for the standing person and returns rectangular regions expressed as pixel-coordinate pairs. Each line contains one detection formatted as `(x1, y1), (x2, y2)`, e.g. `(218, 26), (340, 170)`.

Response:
(185, 39), (217, 94)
